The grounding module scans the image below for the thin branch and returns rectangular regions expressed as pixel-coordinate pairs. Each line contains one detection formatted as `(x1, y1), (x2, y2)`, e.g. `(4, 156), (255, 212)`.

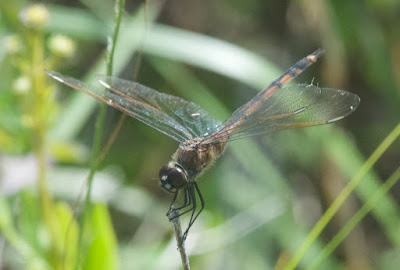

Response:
(172, 210), (190, 270)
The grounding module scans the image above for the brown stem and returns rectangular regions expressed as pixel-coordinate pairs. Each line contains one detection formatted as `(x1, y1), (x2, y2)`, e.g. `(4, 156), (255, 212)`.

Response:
(172, 211), (190, 270)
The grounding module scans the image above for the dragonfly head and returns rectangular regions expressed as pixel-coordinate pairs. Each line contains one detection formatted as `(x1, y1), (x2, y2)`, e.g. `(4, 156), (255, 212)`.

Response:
(159, 162), (188, 193)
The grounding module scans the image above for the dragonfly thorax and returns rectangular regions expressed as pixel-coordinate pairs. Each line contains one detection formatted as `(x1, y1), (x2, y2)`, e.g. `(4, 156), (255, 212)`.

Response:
(159, 162), (188, 193)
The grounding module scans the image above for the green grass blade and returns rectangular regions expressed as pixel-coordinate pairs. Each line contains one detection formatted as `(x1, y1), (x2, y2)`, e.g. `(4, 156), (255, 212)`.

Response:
(309, 166), (400, 269)
(284, 122), (400, 270)
(325, 128), (400, 250)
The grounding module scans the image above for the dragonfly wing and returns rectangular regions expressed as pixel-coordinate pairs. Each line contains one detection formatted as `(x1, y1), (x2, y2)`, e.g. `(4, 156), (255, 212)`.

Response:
(46, 71), (221, 142)
(202, 84), (360, 143)
(97, 75), (222, 138)
(273, 86), (360, 129)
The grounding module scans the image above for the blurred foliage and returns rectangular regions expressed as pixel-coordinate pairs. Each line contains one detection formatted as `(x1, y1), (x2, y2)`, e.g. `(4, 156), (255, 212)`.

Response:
(0, 0), (399, 270)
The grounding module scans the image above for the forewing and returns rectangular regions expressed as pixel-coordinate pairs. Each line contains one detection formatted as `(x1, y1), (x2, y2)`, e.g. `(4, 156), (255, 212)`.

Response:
(97, 75), (222, 138)
(202, 84), (360, 143)
(46, 71), (221, 142)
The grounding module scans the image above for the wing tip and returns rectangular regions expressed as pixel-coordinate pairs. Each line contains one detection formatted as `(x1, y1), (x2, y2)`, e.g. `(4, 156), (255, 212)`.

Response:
(328, 94), (360, 123)
(44, 70), (65, 83)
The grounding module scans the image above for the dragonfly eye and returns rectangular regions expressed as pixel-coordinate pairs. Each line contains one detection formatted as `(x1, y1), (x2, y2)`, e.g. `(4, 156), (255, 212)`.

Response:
(159, 164), (187, 193)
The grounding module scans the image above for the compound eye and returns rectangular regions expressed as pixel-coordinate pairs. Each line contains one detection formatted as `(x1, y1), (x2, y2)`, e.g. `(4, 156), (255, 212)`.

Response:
(159, 164), (187, 192)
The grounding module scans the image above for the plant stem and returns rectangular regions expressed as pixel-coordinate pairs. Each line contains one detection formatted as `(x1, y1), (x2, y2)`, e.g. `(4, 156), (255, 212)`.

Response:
(172, 210), (190, 270)
(83, 0), (126, 209)
(76, 0), (125, 267)
(83, 0), (125, 222)
(107, 0), (126, 77)
(32, 29), (50, 215)
(31, 28), (58, 259)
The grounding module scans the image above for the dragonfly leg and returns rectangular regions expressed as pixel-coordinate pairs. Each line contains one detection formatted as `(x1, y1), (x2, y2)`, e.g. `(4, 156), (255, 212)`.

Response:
(167, 187), (194, 220)
(184, 183), (204, 238)
(181, 183), (198, 241)
(166, 191), (179, 217)
(180, 187), (191, 209)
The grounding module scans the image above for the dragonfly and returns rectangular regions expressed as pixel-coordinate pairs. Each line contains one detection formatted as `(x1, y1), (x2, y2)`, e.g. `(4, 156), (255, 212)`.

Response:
(45, 49), (360, 241)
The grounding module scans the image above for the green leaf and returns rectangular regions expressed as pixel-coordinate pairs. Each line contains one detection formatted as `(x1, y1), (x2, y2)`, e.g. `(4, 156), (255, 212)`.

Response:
(52, 202), (79, 270)
(0, 195), (13, 236)
(49, 140), (89, 164)
(0, 194), (50, 269)
(18, 192), (43, 254)
(83, 204), (118, 270)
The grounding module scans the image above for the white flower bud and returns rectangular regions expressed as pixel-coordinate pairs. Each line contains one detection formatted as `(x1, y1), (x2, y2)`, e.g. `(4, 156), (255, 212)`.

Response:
(48, 35), (76, 58)
(20, 4), (49, 28)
